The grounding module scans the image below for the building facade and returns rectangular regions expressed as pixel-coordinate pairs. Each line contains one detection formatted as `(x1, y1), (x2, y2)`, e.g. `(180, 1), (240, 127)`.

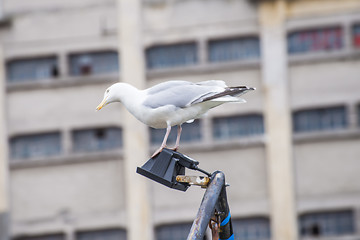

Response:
(0, 0), (360, 239)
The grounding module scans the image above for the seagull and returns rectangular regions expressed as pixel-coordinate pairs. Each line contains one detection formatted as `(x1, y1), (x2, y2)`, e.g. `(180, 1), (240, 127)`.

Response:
(96, 80), (255, 157)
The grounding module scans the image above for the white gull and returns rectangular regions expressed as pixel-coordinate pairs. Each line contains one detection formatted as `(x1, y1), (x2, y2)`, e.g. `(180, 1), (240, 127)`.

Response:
(96, 80), (255, 157)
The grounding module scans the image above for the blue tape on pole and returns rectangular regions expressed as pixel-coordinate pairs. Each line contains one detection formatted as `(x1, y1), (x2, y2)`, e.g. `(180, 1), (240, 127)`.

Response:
(220, 213), (231, 226)
(220, 234), (234, 240)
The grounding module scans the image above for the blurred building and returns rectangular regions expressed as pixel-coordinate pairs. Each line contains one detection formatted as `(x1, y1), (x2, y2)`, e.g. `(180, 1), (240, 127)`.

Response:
(0, 0), (360, 239)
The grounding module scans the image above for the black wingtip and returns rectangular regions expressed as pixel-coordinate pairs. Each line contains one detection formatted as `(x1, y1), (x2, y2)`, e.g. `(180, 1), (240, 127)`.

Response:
(230, 86), (255, 90)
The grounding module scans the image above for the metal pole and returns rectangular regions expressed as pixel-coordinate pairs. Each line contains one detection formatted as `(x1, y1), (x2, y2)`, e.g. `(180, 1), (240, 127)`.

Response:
(187, 171), (228, 240)
(216, 186), (233, 240)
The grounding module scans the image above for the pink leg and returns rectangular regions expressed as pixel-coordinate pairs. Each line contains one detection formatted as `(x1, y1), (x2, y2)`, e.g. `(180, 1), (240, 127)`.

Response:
(151, 124), (172, 158)
(170, 125), (182, 151)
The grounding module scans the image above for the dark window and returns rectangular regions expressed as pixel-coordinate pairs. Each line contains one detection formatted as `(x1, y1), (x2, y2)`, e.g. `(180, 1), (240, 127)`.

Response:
(232, 217), (271, 240)
(7, 56), (58, 82)
(288, 27), (343, 54)
(213, 114), (264, 140)
(353, 24), (360, 47)
(72, 127), (123, 152)
(10, 132), (61, 160)
(146, 42), (197, 69)
(77, 229), (126, 240)
(300, 210), (355, 237)
(156, 223), (206, 240)
(150, 120), (201, 145)
(208, 37), (260, 62)
(14, 233), (64, 240)
(69, 51), (119, 76)
(293, 106), (347, 133)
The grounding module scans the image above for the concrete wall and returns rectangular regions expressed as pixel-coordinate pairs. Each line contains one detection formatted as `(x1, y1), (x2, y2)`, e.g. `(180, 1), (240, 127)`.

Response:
(295, 138), (360, 214)
(7, 83), (123, 136)
(295, 139), (360, 198)
(11, 159), (126, 232)
(290, 59), (360, 108)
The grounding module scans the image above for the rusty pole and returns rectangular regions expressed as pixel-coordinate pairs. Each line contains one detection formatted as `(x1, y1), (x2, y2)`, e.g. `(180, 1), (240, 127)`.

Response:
(187, 171), (233, 240)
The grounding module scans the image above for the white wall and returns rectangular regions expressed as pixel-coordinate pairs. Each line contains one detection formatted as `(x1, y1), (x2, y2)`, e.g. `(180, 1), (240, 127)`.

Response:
(11, 159), (126, 233)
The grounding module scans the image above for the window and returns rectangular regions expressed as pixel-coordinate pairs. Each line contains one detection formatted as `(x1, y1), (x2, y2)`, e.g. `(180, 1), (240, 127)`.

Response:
(213, 114), (264, 140)
(14, 233), (64, 240)
(288, 27), (343, 54)
(353, 24), (360, 47)
(7, 56), (58, 82)
(150, 120), (201, 145)
(72, 127), (123, 153)
(300, 210), (355, 237)
(146, 42), (197, 69)
(293, 106), (347, 133)
(208, 37), (260, 62)
(232, 217), (270, 240)
(69, 51), (119, 76)
(10, 132), (62, 160)
(77, 229), (126, 240)
(156, 223), (207, 240)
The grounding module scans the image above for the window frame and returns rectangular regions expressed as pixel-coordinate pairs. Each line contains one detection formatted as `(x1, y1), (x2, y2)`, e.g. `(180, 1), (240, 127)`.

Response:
(299, 209), (355, 237)
(353, 23), (360, 47)
(292, 105), (348, 133)
(76, 228), (127, 240)
(232, 216), (271, 240)
(68, 50), (119, 77)
(212, 113), (265, 141)
(13, 233), (65, 240)
(9, 131), (62, 160)
(145, 41), (198, 70)
(287, 25), (344, 55)
(155, 222), (201, 240)
(72, 126), (123, 153)
(6, 55), (59, 83)
(207, 35), (261, 63)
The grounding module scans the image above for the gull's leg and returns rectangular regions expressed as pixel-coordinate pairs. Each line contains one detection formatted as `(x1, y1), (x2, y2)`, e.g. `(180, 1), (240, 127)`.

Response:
(170, 125), (182, 151)
(151, 124), (172, 158)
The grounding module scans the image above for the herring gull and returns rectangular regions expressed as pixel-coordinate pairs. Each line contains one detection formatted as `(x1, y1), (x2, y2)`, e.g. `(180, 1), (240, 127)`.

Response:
(96, 80), (255, 157)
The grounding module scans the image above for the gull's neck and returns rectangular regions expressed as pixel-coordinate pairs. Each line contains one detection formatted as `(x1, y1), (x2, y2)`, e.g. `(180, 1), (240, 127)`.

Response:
(114, 83), (146, 118)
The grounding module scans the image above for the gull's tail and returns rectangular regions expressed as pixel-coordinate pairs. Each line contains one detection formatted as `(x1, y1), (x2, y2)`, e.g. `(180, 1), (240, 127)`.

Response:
(202, 86), (255, 103)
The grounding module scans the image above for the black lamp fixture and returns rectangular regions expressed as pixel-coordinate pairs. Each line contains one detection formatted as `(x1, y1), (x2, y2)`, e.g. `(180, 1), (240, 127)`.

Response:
(136, 148), (211, 191)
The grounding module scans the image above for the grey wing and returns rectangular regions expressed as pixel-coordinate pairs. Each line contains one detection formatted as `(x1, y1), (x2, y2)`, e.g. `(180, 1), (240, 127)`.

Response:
(143, 84), (222, 109)
(196, 80), (227, 88)
(147, 81), (192, 95)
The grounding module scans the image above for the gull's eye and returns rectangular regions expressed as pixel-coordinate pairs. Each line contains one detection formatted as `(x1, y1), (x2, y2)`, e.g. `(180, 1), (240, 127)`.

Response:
(106, 89), (110, 94)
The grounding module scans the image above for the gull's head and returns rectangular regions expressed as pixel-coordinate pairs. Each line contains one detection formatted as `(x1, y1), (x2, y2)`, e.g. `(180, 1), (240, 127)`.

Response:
(96, 83), (121, 111)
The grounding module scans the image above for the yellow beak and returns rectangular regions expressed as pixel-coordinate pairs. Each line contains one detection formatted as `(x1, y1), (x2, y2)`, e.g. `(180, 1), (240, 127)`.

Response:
(96, 97), (108, 111)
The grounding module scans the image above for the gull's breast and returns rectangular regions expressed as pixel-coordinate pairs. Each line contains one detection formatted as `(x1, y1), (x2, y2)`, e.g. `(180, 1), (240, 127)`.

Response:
(140, 103), (210, 129)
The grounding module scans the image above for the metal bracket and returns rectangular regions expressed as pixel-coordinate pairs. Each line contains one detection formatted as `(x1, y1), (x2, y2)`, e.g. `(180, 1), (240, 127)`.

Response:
(176, 175), (210, 188)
